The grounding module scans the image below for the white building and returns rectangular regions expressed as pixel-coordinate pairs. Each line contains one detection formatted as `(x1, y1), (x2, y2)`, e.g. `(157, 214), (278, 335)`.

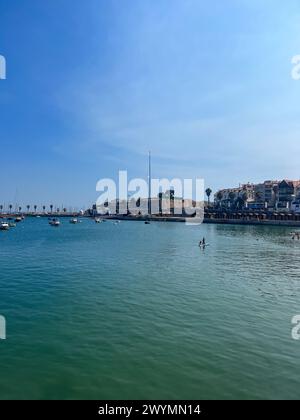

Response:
(291, 200), (300, 213)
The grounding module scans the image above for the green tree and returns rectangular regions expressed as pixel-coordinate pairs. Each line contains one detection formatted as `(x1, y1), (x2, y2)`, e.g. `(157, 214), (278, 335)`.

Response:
(205, 188), (212, 207)
(228, 192), (236, 208)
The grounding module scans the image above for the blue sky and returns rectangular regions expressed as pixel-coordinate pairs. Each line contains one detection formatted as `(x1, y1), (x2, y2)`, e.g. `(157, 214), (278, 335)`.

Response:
(1, 0), (300, 208)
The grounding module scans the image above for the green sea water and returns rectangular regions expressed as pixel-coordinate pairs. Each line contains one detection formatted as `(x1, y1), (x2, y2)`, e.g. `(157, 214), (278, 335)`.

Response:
(0, 218), (300, 400)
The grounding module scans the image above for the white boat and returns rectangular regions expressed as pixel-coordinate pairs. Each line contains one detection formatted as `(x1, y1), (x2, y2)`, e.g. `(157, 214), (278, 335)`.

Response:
(49, 219), (60, 227)
(70, 218), (78, 224)
(95, 218), (102, 223)
(0, 222), (10, 231)
(15, 217), (22, 223)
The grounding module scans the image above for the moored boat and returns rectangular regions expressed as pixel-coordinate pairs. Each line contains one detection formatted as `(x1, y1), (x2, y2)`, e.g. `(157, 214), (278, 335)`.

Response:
(0, 222), (10, 231)
(49, 218), (60, 227)
(70, 218), (78, 224)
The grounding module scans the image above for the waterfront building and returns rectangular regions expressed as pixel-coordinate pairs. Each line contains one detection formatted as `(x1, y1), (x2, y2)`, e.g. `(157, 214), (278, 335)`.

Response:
(254, 180), (278, 209)
(263, 180), (278, 207)
(214, 183), (256, 209)
(215, 179), (300, 211)
(291, 199), (300, 213)
(277, 180), (300, 209)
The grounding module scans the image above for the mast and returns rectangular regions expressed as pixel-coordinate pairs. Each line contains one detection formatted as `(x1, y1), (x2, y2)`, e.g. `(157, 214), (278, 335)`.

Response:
(148, 151), (151, 215)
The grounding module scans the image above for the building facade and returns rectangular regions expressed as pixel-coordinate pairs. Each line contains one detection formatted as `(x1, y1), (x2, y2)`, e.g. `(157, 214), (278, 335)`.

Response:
(215, 179), (300, 211)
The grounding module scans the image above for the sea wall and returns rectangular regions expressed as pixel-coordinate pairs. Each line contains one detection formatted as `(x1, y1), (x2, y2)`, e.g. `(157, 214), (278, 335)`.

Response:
(203, 218), (300, 227)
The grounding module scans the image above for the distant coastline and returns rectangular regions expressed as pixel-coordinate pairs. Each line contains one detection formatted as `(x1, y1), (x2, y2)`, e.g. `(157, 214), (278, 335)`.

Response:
(2, 210), (300, 227)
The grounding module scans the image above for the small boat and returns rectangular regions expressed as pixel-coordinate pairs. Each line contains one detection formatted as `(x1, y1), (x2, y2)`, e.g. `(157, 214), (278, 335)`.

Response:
(70, 218), (79, 224)
(0, 222), (10, 231)
(145, 221), (150, 224)
(95, 218), (102, 223)
(15, 217), (22, 223)
(49, 219), (60, 227)
(9, 222), (16, 228)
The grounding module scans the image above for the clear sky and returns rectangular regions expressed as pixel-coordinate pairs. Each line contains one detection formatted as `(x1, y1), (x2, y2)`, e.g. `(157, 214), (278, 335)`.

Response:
(0, 0), (300, 209)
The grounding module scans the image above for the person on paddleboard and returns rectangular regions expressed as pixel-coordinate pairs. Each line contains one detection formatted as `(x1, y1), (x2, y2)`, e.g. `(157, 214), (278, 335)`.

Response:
(199, 237), (206, 247)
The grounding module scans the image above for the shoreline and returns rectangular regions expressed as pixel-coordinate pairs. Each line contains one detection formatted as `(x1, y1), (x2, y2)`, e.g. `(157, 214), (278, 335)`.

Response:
(2, 213), (300, 227)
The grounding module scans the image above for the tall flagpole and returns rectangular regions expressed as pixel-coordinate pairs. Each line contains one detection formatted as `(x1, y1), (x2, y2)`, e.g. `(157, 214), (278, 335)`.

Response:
(148, 151), (151, 215)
